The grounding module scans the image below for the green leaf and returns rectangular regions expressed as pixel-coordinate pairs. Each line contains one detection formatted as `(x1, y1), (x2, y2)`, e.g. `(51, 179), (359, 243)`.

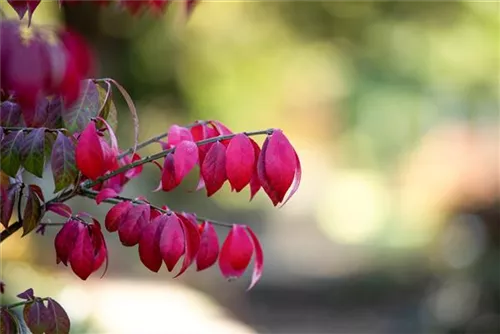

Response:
(51, 133), (77, 193)
(23, 300), (50, 334)
(0, 130), (25, 177)
(45, 298), (70, 334)
(22, 186), (43, 236)
(44, 131), (57, 161)
(0, 308), (20, 334)
(20, 128), (46, 178)
(97, 84), (118, 132)
(62, 80), (99, 133)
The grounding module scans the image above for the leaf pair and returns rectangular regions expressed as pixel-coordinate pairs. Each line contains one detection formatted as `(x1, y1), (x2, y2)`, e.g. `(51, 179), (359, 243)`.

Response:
(54, 218), (107, 280)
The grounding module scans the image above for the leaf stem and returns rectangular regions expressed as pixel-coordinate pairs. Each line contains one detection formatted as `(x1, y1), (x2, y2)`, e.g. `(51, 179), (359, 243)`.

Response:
(5, 297), (49, 310)
(83, 129), (273, 189)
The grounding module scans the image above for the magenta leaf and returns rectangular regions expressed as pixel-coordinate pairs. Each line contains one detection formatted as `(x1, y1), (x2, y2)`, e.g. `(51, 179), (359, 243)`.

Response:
(0, 308), (19, 334)
(257, 137), (280, 205)
(69, 224), (94, 280)
(249, 138), (261, 201)
(0, 101), (24, 127)
(118, 204), (150, 247)
(54, 219), (80, 266)
(175, 214), (201, 278)
(20, 128), (45, 177)
(226, 133), (255, 192)
(90, 222), (108, 276)
(138, 214), (164, 272)
(22, 186), (43, 236)
(159, 153), (180, 191)
(51, 132), (77, 192)
(245, 226), (264, 290)
(23, 299), (50, 334)
(0, 184), (18, 229)
(105, 201), (133, 232)
(196, 222), (219, 271)
(219, 225), (254, 280)
(95, 188), (118, 205)
(281, 150), (302, 207)
(167, 125), (193, 148)
(75, 121), (106, 180)
(17, 288), (34, 300)
(62, 79), (99, 133)
(201, 141), (227, 196)
(174, 140), (198, 184)
(0, 130), (24, 177)
(159, 214), (185, 272)
(46, 203), (72, 218)
(45, 298), (70, 334)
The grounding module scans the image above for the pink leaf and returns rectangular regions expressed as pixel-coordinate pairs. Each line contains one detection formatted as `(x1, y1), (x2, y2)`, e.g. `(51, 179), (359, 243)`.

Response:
(159, 153), (180, 191)
(245, 226), (264, 290)
(226, 133), (255, 192)
(201, 141), (227, 196)
(104, 201), (132, 232)
(218, 224), (254, 280)
(281, 150), (302, 207)
(95, 188), (118, 205)
(117, 204), (150, 247)
(249, 138), (261, 201)
(196, 222), (219, 271)
(175, 214), (201, 278)
(167, 124), (193, 148)
(257, 137), (280, 205)
(159, 214), (185, 272)
(69, 224), (94, 280)
(122, 153), (142, 179)
(138, 214), (164, 272)
(46, 202), (72, 218)
(75, 122), (106, 180)
(174, 140), (198, 184)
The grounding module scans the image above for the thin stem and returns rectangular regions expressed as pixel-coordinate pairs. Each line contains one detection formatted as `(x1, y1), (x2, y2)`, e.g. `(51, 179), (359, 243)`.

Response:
(5, 297), (49, 310)
(79, 189), (233, 228)
(1, 127), (64, 133)
(83, 129), (272, 189)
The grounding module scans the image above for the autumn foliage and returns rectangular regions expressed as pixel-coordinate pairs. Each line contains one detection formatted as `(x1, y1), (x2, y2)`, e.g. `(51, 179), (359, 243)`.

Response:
(0, 1), (301, 333)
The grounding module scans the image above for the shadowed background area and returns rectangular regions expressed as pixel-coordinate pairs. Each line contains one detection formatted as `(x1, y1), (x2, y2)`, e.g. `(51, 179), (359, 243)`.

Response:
(1, 1), (499, 333)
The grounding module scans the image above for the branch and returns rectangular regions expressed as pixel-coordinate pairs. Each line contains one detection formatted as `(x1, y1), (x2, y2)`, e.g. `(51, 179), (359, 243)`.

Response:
(79, 188), (233, 228)
(83, 129), (272, 189)
(1, 127), (65, 133)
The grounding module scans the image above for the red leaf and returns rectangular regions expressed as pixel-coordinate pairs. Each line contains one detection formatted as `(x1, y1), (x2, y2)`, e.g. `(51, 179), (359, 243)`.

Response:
(249, 138), (261, 200)
(118, 204), (150, 247)
(175, 214), (201, 277)
(174, 140), (198, 184)
(209, 120), (232, 136)
(7, 1), (28, 20)
(257, 137), (280, 205)
(167, 124), (193, 148)
(159, 153), (179, 191)
(45, 298), (70, 334)
(263, 130), (297, 205)
(95, 188), (118, 205)
(196, 222), (219, 271)
(226, 133), (255, 192)
(90, 222), (108, 275)
(75, 122), (106, 180)
(46, 203), (72, 218)
(281, 150), (302, 207)
(104, 201), (133, 232)
(159, 214), (185, 272)
(69, 224), (94, 280)
(201, 141), (227, 196)
(138, 214), (165, 272)
(218, 225), (254, 280)
(245, 226), (264, 290)
(54, 219), (80, 266)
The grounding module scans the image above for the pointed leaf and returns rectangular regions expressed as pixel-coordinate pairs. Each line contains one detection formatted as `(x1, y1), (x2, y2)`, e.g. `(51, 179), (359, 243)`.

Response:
(69, 224), (94, 280)
(219, 225), (254, 280)
(159, 153), (179, 191)
(175, 214), (201, 277)
(138, 214), (164, 272)
(174, 140), (198, 184)
(51, 132), (77, 192)
(245, 226), (264, 290)
(201, 141), (227, 196)
(104, 201), (132, 232)
(196, 222), (219, 271)
(0, 101), (24, 127)
(95, 188), (117, 205)
(159, 214), (185, 272)
(109, 79), (139, 154)
(62, 80), (99, 133)
(29, 184), (44, 202)
(75, 121), (106, 180)
(0, 308), (20, 334)
(23, 299), (50, 334)
(249, 138), (261, 200)
(226, 134), (255, 192)
(43, 96), (64, 129)
(45, 298), (70, 334)
(54, 219), (80, 266)
(7, 0), (28, 19)
(0, 130), (24, 177)
(46, 203), (72, 218)
(167, 125), (193, 148)
(281, 150), (302, 207)
(0, 184), (18, 228)
(20, 128), (45, 177)
(16, 288), (34, 300)
(257, 137), (280, 205)
(118, 204), (149, 247)
(22, 186), (43, 236)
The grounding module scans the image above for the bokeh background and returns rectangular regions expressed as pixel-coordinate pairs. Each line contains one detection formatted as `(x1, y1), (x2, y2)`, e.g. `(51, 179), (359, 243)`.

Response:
(1, 1), (499, 333)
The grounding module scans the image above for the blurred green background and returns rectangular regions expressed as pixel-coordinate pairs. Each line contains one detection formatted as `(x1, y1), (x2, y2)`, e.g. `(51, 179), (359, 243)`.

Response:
(1, 1), (499, 333)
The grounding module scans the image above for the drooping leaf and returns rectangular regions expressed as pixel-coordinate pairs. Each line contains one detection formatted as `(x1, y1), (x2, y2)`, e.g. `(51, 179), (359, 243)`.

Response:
(22, 186), (43, 236)
(175, 214), (201, 278)
(7, 0), (28, 20)
(96, 83), (118, 132)
(45, 298), (70, 334)
(43, 96), (64, 129)
(0, 183), (18, 228)
(117, 204), (149, 247)
(226, 133), (255, 192)
(104, 201), (132, 233)
(0, 308), (20, 334)
(201, 141), (227, 196)
(62, 80), (99, 133)
(159, 153), (179, 191)
(249, 138), (261, 200)
(90, 221), (108, 275)
(29, 184), (44, 202)
(138, 214), (164, 272)
(23, 299), (50, 334)
(257, 137), (280, 205)
(109, 79), (138, 153)
(54, 219), (80, 266)
(159, 214), (185, 272)
(167, 125), (193, 148)
(44, 131), (57, 161)
(196, 221), (219, 271)
(16, 288), (34, 300)
(75, 121), (106, 180)
(46, 203), (72, 218)
(20, 128), (45, 177)
(0, 130), (24, 177)
(69, 224), (94, 280)
(51, 132), (77, 192)
(174, 140), (198, 184)
(281, 150), (302, 207)
(219, 225), (254, 280)
(95, 188), (117, 205)
(245, 226), (264, 290)
(0, 101), (24, 127)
